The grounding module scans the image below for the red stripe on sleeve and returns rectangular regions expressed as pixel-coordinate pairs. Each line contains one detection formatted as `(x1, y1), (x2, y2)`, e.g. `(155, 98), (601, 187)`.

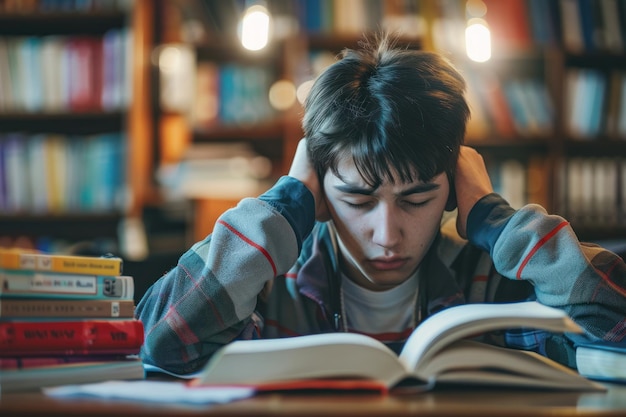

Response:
(592, 258), (626, 299)
(217, 219), (277, 276)
(264, 319), (301, 337)
(516, 221), (569, 280)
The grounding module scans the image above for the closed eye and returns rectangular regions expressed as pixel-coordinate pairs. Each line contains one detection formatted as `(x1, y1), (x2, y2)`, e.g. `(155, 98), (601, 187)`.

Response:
(403, 200), (430, 208)
(343, 200), (374, 209)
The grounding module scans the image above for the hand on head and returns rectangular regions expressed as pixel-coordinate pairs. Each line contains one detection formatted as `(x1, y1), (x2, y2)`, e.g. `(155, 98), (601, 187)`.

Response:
(454, 146), (494, 239)
(288, 139), (330, 222)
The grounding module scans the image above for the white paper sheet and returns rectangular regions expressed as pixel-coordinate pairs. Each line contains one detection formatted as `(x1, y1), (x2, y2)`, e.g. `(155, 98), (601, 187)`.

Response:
(44, 380), (255, 405)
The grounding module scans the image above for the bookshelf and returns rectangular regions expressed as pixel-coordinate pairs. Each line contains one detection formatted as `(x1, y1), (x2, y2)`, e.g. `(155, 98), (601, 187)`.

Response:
(151, 0), (626, 244)
(472, 0), (626, 241)
(151, 0), (426, 238)
(0, 0), (155, 253)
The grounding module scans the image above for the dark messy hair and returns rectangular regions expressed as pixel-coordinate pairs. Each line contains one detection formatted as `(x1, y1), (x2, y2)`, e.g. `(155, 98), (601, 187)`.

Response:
(302, 34), (469, 187)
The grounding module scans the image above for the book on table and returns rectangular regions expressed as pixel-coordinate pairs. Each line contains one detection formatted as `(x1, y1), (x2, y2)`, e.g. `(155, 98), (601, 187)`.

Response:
(576, 341), (626, 383)
(0, 318), (144, 356)
(1, 356), (145, 393)
(0, 270), (134, 300)
(0, 248), (145, 392)
(193, 301), (605, 393)
(0, 298), (136, 319)
(0, 248), (123, 276)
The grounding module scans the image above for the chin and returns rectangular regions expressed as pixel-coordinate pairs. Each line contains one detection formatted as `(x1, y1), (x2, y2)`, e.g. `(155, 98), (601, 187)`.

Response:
(367, 272), (412, 288)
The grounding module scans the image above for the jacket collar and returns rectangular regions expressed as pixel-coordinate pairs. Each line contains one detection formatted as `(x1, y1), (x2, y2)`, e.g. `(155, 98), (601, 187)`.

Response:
(295, 222), (466, 328)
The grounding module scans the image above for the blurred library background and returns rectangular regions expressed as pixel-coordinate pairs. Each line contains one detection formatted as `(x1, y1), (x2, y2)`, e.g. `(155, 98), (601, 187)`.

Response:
(1, 0), (625, 300)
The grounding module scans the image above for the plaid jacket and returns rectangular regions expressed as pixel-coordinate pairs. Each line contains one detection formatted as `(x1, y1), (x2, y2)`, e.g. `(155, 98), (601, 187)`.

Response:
(136, 176), (626, 375)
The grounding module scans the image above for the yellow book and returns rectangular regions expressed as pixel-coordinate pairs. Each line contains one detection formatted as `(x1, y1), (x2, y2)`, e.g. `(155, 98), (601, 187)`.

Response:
(0, 248), (123, 276)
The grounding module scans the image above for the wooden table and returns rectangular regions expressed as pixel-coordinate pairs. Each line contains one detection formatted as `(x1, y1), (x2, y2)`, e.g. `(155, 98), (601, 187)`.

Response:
(1, 381), (626, 416)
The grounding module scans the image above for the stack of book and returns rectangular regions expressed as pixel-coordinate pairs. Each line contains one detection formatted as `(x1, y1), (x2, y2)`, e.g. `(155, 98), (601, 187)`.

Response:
(0, 248), (145, 393)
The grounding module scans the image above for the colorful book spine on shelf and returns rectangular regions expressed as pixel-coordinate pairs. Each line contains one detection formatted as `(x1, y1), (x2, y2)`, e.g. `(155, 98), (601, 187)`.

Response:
(527, 0), (560, 47)
(3, 133), (30, 212)
(483, 0), (533, 51)
(0, 137), (7, 211)
(559, 157), (623, 227)
(0, 319), (144, 356)
(0, 28), (129, 113)
(0, 299), (135, 319)
(0, 249), (123, 276)
(0, 133), (126, 213)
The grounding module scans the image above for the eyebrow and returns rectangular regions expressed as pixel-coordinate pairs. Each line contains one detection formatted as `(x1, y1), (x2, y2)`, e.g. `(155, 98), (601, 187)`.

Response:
(334, 182), (440, 196)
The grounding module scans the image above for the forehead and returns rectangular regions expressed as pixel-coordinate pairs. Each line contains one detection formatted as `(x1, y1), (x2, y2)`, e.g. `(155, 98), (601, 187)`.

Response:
(329, 153), (438, 187)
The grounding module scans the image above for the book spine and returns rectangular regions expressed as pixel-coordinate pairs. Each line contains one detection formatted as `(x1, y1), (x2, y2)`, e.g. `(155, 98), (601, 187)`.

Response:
(0, 319), (144, 356)
(1, 354), (132, 370)
(0, 299), (135, 318)
(0, 272), (134, 300)
(0, 250), (123, 276)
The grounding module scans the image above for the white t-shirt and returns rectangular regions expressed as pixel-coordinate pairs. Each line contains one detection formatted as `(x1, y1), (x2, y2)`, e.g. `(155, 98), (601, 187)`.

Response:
(340, 269), (419, 343)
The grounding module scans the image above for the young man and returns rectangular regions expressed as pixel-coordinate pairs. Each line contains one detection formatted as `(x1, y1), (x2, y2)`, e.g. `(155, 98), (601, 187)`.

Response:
(136, 36), (626, 376)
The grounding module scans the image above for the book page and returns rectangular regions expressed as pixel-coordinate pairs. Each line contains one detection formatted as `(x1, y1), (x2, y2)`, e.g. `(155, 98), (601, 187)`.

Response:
(415, 340), (602, 390)
(197, 333), (409, 387)
(398, 301), (581, 371)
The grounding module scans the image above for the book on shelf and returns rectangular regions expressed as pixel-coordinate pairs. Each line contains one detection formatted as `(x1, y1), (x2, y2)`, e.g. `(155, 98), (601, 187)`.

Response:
(0, 271), (134, 300)
(194, 301), (604, 393)
(27, 134), (49, 212)
(0, 299), (135, 319)
(192, 61), (219, 130)
(577, 0), (597, 52)
(3, 134), (29, 212)
(604, 70), (624, 138)
(463, 73), (491, 141)
(527, 0), (560, 47)
(615, 72), (626, 137)
(0, 249), (123, 277)
(483, 0), (533, 52)
(0, 319), (144, 356)
(1, 356), (145, 393)
(565, 68), (607, 139)
(0, 139), (6, 211)
(0, 28), (129, 113)
(561, 157), (623, 227)
(559, 0), (586, 52)
(599, 0), (625, 53)
(576, 341), (626, 383)
(480, 73), (517, 139)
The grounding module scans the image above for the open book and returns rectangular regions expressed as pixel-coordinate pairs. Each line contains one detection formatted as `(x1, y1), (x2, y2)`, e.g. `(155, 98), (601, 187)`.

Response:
(194, 301), (605, 392)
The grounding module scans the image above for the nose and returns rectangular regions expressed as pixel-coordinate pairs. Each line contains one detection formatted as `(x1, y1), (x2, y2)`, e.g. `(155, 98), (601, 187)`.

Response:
(371, 204), (402, 249)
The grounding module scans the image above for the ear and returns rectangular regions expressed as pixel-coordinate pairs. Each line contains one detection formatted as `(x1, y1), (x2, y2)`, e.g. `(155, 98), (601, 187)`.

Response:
(445, 178), (457, 212)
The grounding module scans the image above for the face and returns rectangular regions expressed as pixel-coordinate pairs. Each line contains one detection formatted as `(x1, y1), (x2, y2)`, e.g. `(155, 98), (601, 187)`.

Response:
(323, 154), (450, 291)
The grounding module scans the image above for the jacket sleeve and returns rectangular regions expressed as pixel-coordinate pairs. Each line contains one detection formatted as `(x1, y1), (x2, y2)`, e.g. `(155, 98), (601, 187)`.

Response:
(467, 193), (626, 345)
(135, 176), (315, 374)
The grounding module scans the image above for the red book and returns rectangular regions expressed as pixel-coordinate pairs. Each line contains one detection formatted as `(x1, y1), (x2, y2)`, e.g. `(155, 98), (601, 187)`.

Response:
(483, 0), (533, 52)
(481, 73), (517, 139)
(90, 36), (104, 111)
(68, 36), (102, 111)
(0, 319), (144, 356)
(0, 354), (132, 370)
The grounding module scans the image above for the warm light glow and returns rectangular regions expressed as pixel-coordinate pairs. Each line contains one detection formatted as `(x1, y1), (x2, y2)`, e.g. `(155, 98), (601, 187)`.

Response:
(240, 5), (271, 51)
(158, 45), (184, 73)
(466, 0), (487, 18)
(296, 80), (314, 105)
(269, 80), (296, 110)
(465, 18), (491, 62)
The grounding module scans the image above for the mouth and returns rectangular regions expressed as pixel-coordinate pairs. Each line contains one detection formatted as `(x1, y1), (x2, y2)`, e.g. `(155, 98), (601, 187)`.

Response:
(368, 257), (408, 271)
